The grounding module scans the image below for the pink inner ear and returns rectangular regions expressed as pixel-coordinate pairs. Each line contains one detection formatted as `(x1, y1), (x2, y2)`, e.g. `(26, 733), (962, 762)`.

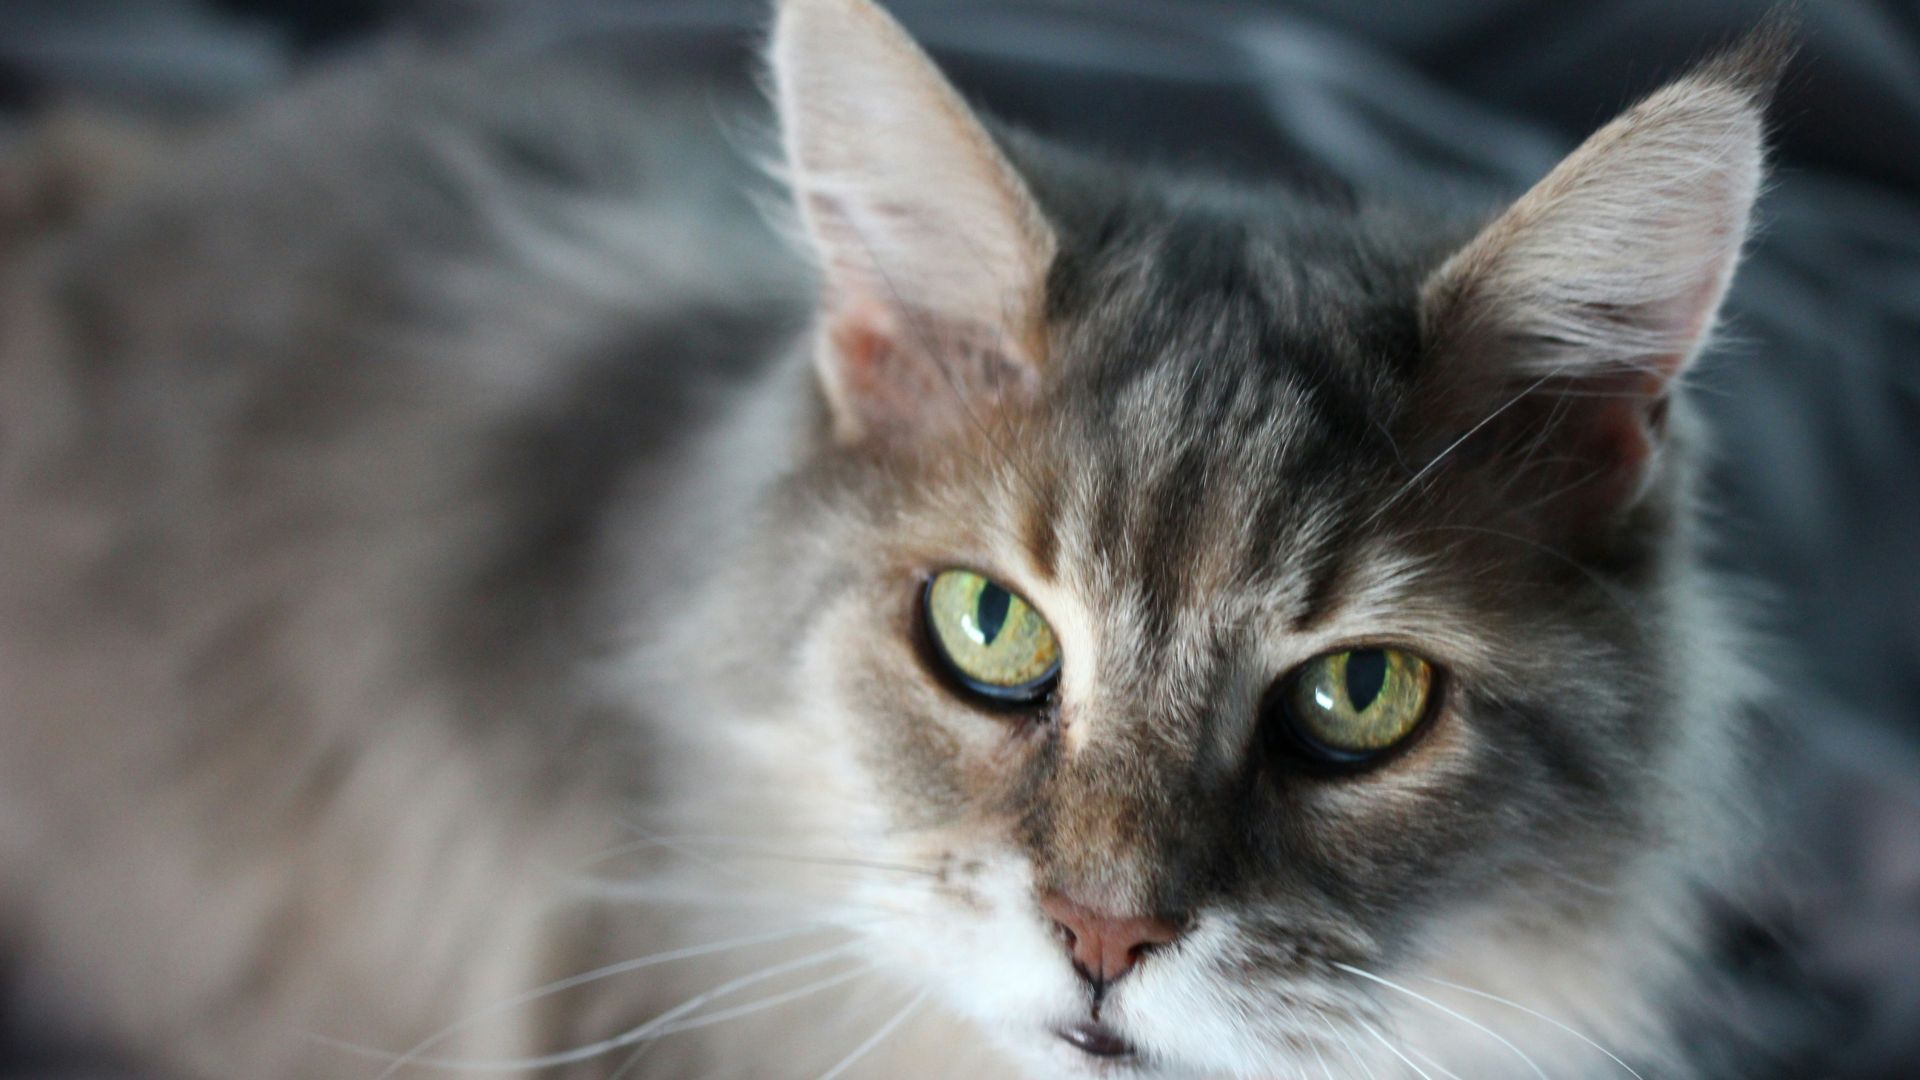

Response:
(820, 294), (1043, 445)
(1566, 366), (1674, 517)
(828, 305), (933, 437)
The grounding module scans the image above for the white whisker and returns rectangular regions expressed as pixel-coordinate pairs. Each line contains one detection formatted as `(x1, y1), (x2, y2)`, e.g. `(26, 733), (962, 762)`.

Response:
(566, 835), (673, 872)
(658, 963), (877, 1037)
(606, 949), (879, 1076)
(309, 923), (830, 1078)
(1357, 1017), (1434, 1080)
(815, 988), (930, 1080)
(601, 963), (878, 1080)
(603, 1035), (661, 1079)
(1332, 963), (1549, 1080)
(1408, 1046), (1468, 1080)
(1307, 1032), (1342, 1080)
(1326, 1016), (1381, 1080)
(588, 831), (942, 880)
(356, 939), (863, 1074)
(1414, 974), (1644, 1079)
(566, 876), (920, 922)
(618, 821), (749, 883)
(1358, 369), (1564, 533)
(1271, 995), (1341, 1080)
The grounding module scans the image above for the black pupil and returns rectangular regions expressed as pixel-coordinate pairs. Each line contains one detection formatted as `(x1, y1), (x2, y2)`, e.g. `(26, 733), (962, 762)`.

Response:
(1344, 650), (1388, 712)
(975, 584), (1011, 645)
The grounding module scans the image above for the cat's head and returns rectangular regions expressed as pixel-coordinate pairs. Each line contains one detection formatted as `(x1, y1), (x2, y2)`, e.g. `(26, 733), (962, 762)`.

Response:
(683, 0), (1778, 1074)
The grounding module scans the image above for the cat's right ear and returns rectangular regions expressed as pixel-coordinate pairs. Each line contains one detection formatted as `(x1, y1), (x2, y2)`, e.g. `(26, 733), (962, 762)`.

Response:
(770, 0), (1057, 444)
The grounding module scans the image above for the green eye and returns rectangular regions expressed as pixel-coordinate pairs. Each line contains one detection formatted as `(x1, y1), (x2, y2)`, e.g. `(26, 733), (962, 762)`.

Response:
(923, 570), (1060, 703)
(1280, 648), (1435, 761)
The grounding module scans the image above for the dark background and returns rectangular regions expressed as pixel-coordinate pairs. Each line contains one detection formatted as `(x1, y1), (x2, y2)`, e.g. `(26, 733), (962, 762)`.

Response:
(1, 1), (1916, 1077)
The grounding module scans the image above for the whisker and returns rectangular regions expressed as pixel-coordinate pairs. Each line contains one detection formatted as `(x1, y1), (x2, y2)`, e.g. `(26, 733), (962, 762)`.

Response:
(590, 832), (944, 880)
(340, 939), (863, 1075)
(618, 822), (751, 882)
(815, 987), (930, 1080)
(1356, 1017), (1434, 1080)
(309, 923), (832, 1079)
(463, 940), (864, 1073)
(657, 963), (877, 1038)
(716, 851), (943, 878)
(655, 843), (942, 879)
(1268, 995), (1340, 1080)
(1414, 975), (1644, 1079)
(603, 963), (879, 1080)
(566, 876), (928, 925)
(567, 836), (665, 870)
(1306, 1032), (1342, 1080)
(1408, 1046), (1468, 1080)
(1325, 1017), (1380, 1080)
(1359, 369), (1564, 534)
(600, 944), (871, 1080)
(603, 1034), (661, 1078)
(1331, 963), (1549, 1080)
(600, 826), (946, 895)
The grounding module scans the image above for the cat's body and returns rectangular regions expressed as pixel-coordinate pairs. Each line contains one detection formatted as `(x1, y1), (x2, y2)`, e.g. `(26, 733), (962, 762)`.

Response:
(0, 53), (826, 1079)
(0, 2), (1789, 1077)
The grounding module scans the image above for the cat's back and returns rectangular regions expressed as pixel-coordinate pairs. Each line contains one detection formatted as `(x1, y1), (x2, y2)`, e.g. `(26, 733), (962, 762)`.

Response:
(0, 47), (804, 815)
(1, 46), (797, 469)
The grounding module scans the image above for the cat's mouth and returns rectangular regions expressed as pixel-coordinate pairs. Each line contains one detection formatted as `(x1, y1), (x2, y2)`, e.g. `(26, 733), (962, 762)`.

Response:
(1052, 1019), (1139, 1060)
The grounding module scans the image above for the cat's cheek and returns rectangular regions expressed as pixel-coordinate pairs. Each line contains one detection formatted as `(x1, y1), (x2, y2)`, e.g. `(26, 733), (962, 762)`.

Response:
(1272, 695), (1491, 896)
(792, 599), (1090, 1040)
(795, 583), (1034, 824)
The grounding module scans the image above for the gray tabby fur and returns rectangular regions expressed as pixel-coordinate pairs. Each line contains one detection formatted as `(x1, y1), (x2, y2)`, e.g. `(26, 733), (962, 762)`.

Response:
(0, 1), (1788, 1076)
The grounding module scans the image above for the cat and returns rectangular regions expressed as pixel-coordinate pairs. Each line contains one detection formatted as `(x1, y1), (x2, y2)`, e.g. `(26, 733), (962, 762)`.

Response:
(0, 0), (1794, 1076)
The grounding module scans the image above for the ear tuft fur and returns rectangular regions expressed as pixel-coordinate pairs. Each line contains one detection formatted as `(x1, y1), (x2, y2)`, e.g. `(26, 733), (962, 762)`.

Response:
(1693, 6), (1800, 109)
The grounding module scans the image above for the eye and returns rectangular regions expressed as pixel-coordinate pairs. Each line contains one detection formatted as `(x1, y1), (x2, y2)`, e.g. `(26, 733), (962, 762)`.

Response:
(1275, 648), (1436, 764)
(923, 570), (1061, 704)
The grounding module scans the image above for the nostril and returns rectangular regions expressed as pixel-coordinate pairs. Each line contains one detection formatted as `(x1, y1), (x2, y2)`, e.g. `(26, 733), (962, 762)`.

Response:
(1131, 918), (1183, 956)
(1037, 892), (1188, 986)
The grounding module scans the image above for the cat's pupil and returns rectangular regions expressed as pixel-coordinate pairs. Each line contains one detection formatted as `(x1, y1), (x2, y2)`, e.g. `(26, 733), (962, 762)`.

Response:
(1344, 650), (1388, 712)
(974, 584), (1011, 646)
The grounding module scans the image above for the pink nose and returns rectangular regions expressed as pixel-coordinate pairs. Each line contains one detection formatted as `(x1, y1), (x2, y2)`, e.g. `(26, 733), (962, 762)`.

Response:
(1038, 893), (1184, 986)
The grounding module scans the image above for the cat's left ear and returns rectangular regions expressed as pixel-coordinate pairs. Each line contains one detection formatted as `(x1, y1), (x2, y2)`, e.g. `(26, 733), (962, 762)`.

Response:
(771, 0), (1056, 444)
(1419, 32), (1786, 521)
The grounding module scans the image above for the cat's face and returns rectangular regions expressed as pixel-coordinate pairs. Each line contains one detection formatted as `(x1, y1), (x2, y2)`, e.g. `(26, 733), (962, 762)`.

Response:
(685, 1), (1770, 1075)
(747, 250), (1684, 1076)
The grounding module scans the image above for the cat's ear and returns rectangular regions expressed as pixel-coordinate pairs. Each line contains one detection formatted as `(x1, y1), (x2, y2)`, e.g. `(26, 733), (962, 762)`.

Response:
(1419, 34), (1785, 520)
(771, 0), (1056, 443)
